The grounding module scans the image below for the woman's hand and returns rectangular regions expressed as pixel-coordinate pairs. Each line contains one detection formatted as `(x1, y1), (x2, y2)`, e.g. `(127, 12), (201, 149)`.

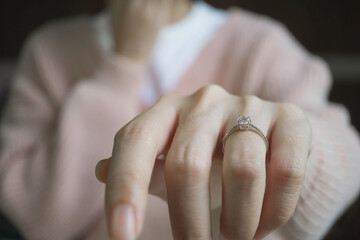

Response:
(108, 0), (190, 64)
(95, 85), (313, 240)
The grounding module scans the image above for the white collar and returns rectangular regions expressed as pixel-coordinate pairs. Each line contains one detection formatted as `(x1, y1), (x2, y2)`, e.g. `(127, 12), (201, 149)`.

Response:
(93, 1), (227, 105)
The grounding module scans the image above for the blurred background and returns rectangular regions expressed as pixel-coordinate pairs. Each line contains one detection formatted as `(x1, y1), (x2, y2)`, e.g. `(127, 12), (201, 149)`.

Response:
(0, 0), (359, 239)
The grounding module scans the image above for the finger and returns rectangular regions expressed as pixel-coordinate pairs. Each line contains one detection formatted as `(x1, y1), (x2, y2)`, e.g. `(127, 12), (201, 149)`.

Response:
(105, 96), (179, 240)
(165, 113), (222, 239)
(165, 85), (229, 239)
(220, 97), (271, 240)
(96, 157), (167, 201)
(254, 104), (311, 239)
(148, 158), (167, 200)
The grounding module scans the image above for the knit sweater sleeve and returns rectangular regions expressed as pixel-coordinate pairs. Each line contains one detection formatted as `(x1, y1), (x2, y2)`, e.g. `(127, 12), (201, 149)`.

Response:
(0, 29), (145, 240)
(257, 24), (360, 240)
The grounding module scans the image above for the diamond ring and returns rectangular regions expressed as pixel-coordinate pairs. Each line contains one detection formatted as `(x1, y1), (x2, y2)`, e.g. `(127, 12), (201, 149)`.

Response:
(222, 116), (269, 153)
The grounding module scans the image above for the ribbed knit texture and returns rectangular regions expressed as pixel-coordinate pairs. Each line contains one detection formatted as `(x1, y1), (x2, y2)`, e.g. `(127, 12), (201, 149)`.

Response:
(1, 8), (360, 240)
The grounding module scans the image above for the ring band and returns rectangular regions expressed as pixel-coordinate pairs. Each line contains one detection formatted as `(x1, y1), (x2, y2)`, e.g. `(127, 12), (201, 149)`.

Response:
(222, 116), (268, 153)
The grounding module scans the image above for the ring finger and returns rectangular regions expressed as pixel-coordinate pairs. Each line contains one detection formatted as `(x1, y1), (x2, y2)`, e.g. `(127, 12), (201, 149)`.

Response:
(220, 97), (272, 240)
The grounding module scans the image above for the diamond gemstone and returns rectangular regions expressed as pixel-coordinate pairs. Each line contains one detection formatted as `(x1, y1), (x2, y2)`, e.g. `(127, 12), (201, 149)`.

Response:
(238, 116), (251, 125)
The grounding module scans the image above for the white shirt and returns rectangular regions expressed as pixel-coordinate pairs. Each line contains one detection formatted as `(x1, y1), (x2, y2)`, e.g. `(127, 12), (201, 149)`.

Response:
(93, 1), (227, 105)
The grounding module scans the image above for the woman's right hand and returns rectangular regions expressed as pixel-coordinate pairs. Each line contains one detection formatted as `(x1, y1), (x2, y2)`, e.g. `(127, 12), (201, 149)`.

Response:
(95, 85), (312, 240)
(108, 0), (173, 64)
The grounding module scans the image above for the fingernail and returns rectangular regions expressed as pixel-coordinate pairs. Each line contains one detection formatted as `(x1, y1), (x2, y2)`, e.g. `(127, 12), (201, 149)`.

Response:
(112, 205), (135, 240)
(95, 160), (103, 182)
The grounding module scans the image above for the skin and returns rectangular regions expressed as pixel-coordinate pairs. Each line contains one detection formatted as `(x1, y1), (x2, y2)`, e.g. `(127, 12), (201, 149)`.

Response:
(96, 1), (314, 239)
(108, 0), (192, 64)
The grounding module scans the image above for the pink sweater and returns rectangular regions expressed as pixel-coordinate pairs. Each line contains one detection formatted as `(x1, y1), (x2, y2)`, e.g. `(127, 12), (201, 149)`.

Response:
(1, 7), (360, 240)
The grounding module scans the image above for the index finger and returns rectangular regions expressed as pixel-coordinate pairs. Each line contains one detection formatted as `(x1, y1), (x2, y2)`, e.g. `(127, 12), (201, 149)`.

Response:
(105, 96), (178, 240)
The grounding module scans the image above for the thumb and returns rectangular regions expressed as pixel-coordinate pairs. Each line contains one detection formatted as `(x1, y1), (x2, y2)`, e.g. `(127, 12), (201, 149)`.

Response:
(95, 158), (111, 183)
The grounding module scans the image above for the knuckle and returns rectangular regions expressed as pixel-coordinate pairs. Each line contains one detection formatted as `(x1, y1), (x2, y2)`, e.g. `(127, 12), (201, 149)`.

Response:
(187, 85), (229, 116)
(240, 95), (264, 113)
(167, 144), (210, 181)
(116, 121), (153, 143)
(276, 165), (305, 186)
(199, 84), (226, 94)
(195, 84), (227, 99)
(241, 95), (262, 106)
(231, 161), (263, 182)
(156, 93), (178, 105)
(228, 151), (263, 182)
(172, 158), (209, 181)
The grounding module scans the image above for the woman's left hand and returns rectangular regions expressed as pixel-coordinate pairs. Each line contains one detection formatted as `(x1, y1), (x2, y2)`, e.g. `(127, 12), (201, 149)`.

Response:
(95, 84), (313, 240)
